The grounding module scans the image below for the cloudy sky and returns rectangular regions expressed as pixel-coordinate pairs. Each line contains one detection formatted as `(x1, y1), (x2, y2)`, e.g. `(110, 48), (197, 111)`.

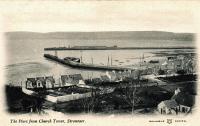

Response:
(0, 1), (199, 33)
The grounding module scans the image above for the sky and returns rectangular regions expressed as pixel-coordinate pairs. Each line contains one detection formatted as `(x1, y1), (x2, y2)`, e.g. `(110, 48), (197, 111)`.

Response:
(0, 1), (199, 33)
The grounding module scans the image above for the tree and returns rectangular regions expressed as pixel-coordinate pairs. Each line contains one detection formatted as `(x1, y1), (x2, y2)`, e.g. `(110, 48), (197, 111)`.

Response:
(176, 69), (186, 75)
(80, 89), (97, 113)
(158, 69), (165, 75)
(124, 86), (137, 114)
(123, 70), (141, 115)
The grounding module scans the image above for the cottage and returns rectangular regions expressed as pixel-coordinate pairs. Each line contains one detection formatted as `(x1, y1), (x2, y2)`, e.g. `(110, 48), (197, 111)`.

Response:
(69, 74), (83, 80)
(157, 99), (178, 114)
(100, 75), (110, 82)
(179, 105), (191, 113)
(167, 56), (176, 61)
(61, 74), (85, 86)
(106, 71), (117, 82)
(122, 70), (131, 78)
(91, 78), (102, 84)
(36, 77), (45, 88)
(174, 59), (183, 70)
(78, 80), (85, 85)
(61, 75), (69, 85)
(45, 76), (55, 88)
(71, 74), (85, 84)
(129, 70), (138, 80)
(115, 72), (123, 82)
(61, 75), (76, 86)
(158, 88), (195, 115)
(26, 78), (36, 89)
(171, 89), (195, 113)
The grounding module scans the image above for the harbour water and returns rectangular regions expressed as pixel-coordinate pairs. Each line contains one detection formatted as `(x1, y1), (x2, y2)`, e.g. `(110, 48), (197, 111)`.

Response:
(5, 38), (195, 86)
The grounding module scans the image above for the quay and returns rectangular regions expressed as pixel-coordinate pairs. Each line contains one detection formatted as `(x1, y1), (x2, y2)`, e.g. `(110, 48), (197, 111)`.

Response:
(44, 54), (135, 71)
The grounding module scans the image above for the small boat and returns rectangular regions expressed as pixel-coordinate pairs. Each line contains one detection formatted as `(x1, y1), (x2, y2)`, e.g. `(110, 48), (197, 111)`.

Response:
(149, 60), (159, 63)
(64, 57), (80, 63)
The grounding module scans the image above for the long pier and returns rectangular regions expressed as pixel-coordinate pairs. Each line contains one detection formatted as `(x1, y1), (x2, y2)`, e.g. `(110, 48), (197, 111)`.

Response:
(44, 54), (135, 71)
(44, 46), (195, 51)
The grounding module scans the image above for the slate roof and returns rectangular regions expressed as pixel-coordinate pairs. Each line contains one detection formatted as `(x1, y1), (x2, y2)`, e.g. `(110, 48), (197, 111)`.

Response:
(27, 78), (36, 83)
(26, 78), (36, 87)
(45, 76), (55, 83)
(69, 74), (83, 80)
(36, 77), (45, 82)
(159, 99), (178, 108)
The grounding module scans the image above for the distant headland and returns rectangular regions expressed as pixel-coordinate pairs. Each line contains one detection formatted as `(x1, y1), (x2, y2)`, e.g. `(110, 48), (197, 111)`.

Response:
(5, 31), (194, 41)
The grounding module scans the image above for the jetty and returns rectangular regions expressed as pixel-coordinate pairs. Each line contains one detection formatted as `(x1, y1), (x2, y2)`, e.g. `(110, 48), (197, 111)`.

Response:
(44, 54), (134, 71)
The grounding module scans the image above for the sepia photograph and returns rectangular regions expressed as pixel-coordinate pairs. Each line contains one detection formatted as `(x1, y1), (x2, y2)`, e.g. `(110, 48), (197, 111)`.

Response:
(0, 0), (200, 126)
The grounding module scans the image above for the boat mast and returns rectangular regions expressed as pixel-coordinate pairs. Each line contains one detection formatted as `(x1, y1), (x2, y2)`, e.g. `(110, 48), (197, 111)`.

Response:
(80, 50), (83, 63)
(142, 53), (144, 66)
(55, 50), (58, 57)
(107, 56), (110, 66)
(142, 53), (144, 63)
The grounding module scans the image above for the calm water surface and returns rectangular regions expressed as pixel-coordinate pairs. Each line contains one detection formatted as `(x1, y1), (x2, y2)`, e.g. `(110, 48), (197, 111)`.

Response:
(5, 38), (195, 85)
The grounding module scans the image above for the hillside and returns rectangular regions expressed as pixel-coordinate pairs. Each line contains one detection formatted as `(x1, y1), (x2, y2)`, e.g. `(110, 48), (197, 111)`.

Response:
(5, 31), (194, 41)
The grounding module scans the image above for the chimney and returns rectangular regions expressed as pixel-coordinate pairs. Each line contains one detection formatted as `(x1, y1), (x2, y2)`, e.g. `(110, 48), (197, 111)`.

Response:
(174, 88), (181, 95)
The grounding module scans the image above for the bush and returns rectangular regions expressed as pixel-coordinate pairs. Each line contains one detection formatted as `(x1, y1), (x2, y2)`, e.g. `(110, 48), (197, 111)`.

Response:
(158, 69), (165, 75)
(176, 70), (186, 75)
